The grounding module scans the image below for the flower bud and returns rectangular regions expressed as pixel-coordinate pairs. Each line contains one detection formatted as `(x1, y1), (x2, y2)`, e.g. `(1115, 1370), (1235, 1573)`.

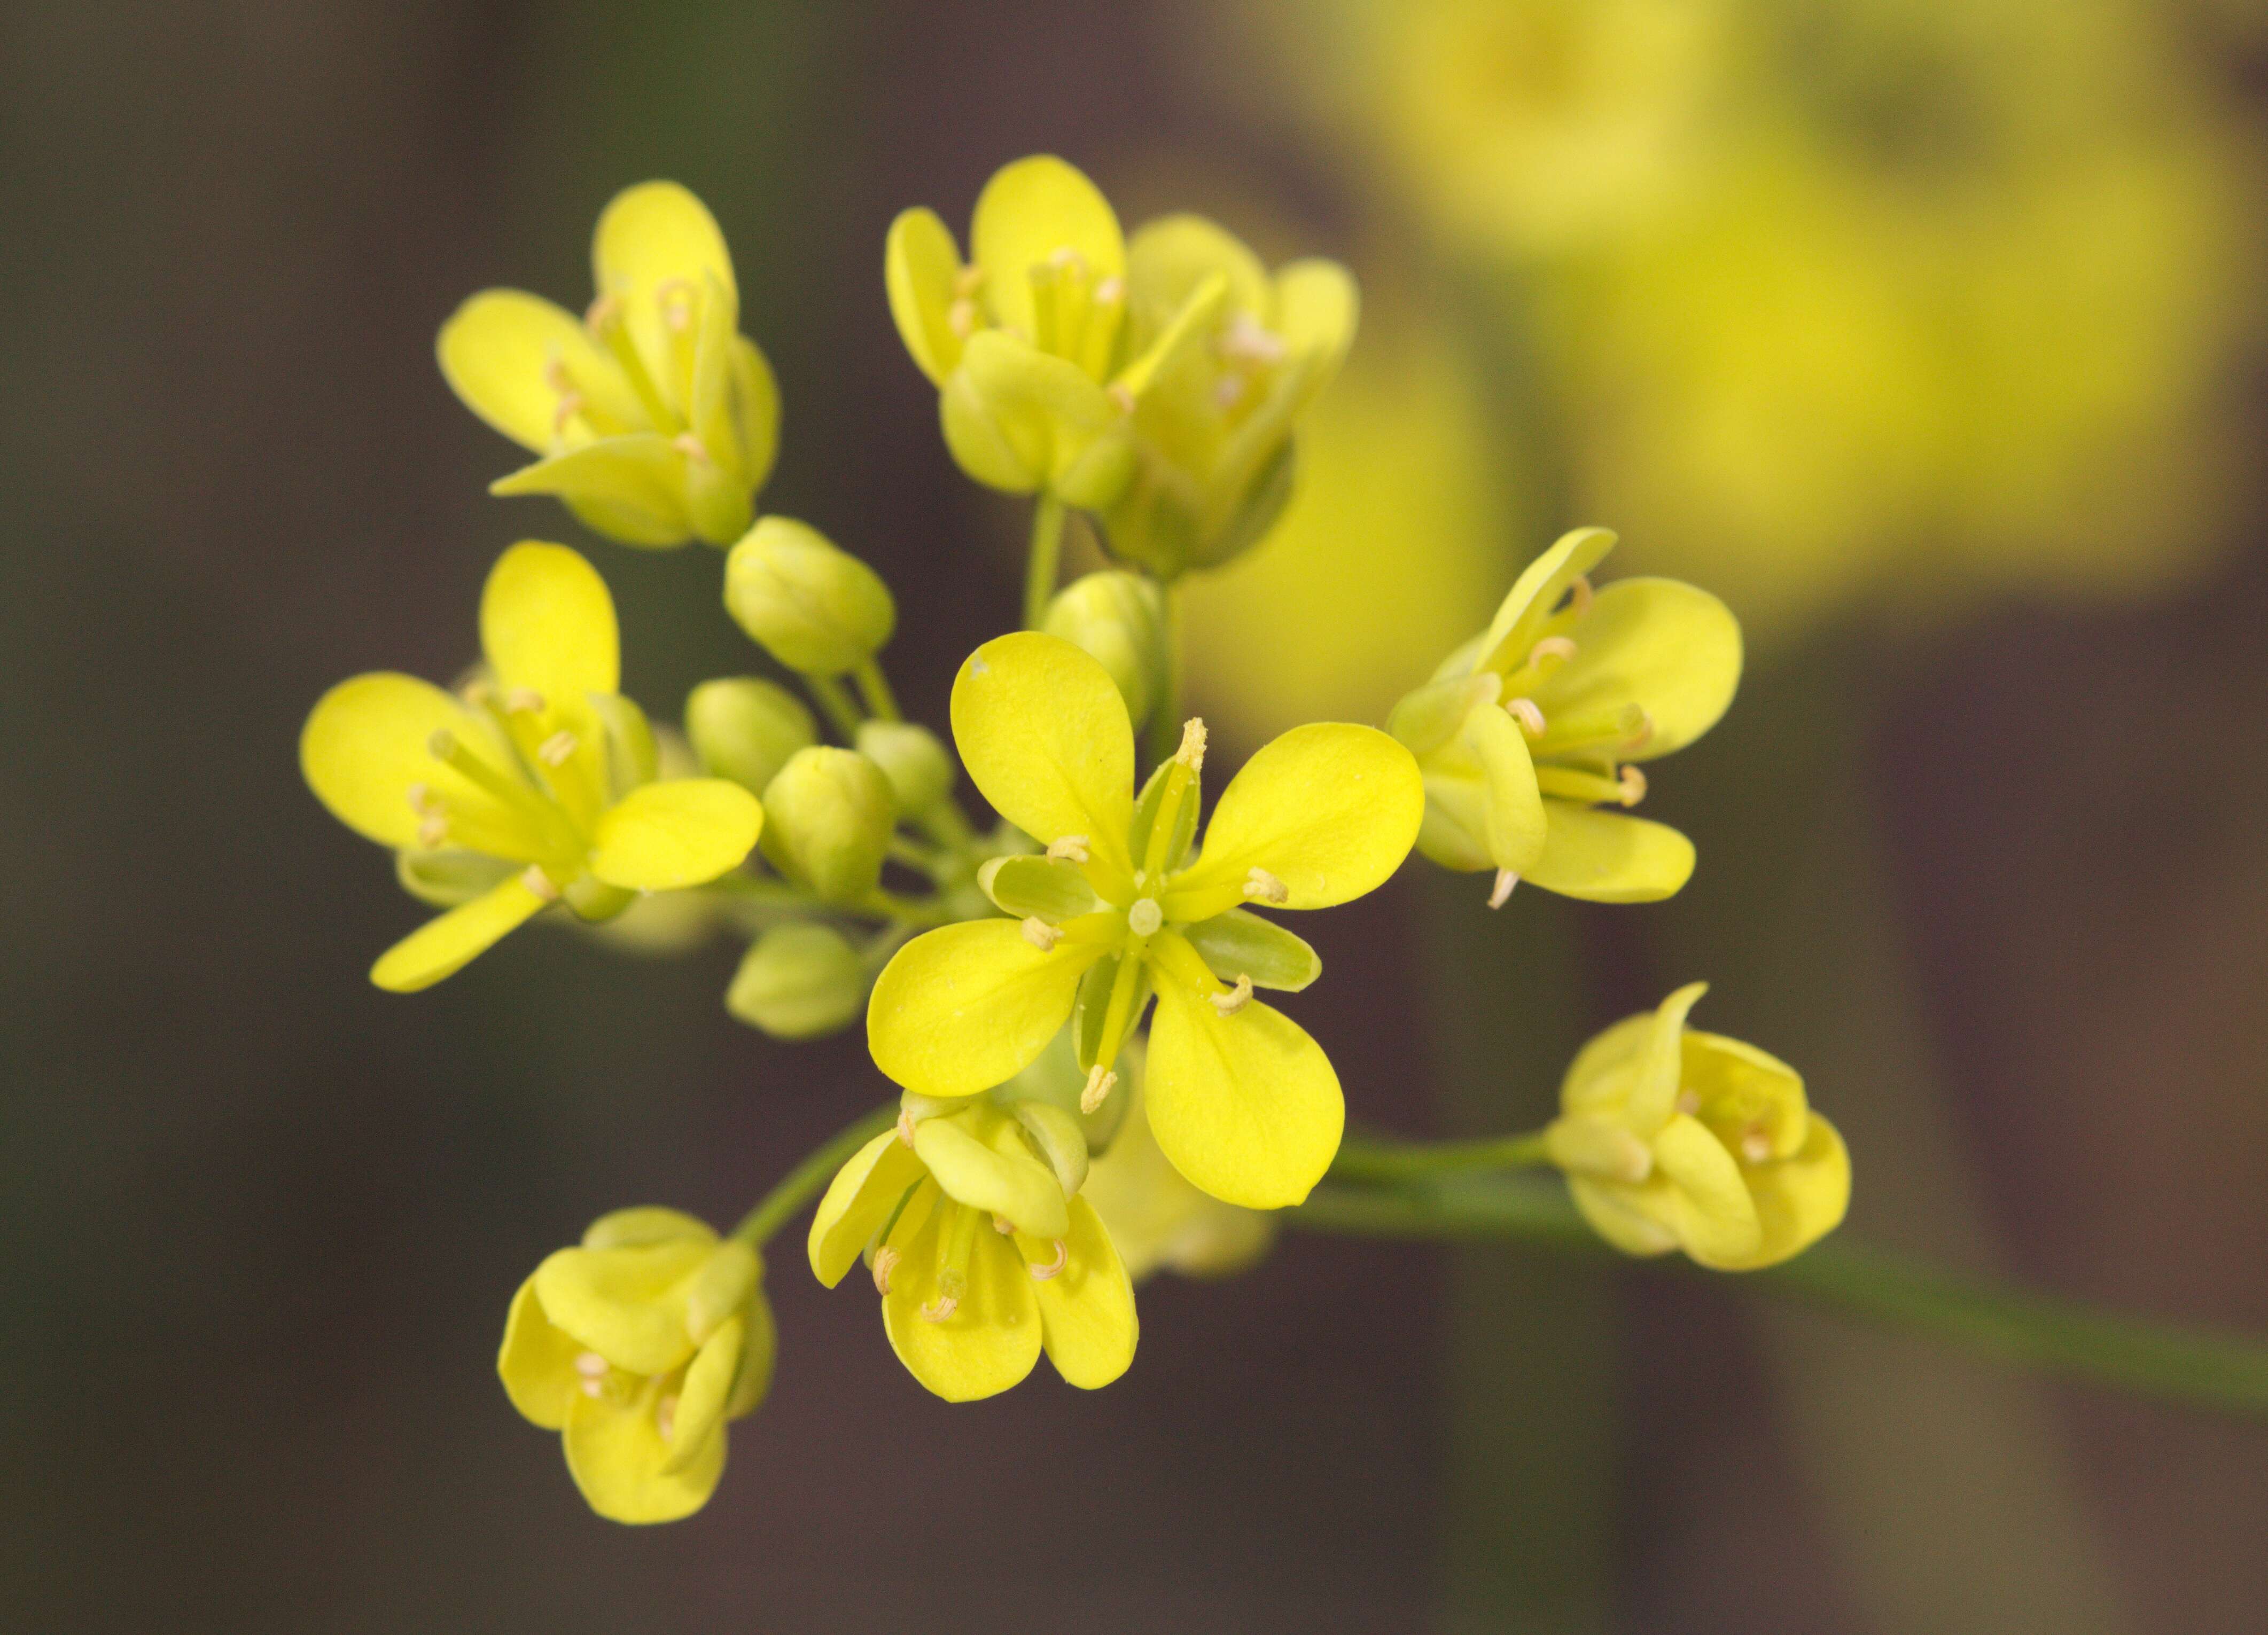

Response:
(760, 747), (894, 903)
(854, 720), (955, 817)
(726, 921), (867, 1039)
(723, 517), (895, 675)
(1043, 571), (1162, 729)
(685, 677), (817, 795)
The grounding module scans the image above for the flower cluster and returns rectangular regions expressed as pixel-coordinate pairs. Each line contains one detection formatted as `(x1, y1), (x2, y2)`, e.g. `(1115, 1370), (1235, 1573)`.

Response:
(301, 154), (1848, 1524)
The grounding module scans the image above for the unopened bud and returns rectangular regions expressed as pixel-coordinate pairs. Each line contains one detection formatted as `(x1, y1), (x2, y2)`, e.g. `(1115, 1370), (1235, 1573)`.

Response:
(723, 517), (895, 676)
(854, 720), (954, 817)
(1043, 571), (1162, 729)
(726, 921), (867, 1039)
(685, 677), (817, 796)
(760, 747), (894, 903)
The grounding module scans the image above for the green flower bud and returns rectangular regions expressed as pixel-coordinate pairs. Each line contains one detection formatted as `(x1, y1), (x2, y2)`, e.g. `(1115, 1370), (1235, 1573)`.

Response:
(759, 746), (893, 903)
(685, 677), (818, 795)
(854, 720), (955, 816)
(723, 517), (895, 675)
(1042, 570), (1163, 729)
(726, 921), (867, 1038)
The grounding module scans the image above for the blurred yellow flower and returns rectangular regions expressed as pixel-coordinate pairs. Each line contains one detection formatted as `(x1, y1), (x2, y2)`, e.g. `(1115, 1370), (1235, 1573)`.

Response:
(1082, 1086), (1276, 1282)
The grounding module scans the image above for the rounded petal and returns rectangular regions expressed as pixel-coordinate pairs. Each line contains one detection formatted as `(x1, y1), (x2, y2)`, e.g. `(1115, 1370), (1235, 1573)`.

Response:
(1558, 1011), (1657, 1115)
(1534, 578), (1742, 760)
(592, 181), (735, 374)
(564, 1377), (725, 1524)
(1652, 1114), (1764, 1266)
(1464, 702), (1546, 875)
(658, 1316), (743, 1476)
(497, 1276), (582, 1430)
(728, 337), (781, 491)
(971, 155), (1124, 340)
(478, 541), (620, 706)
(1024, 1194), (1138, 1389)
(867, 919), (1102, 1097)
(1126, 214), (1271, 329)
(582, 1207), (716, 1250)
(808, 1131), (928, 1288)
(882, 1204), (1043, 1402)
(1682, 1030), (1810, 1162)
(957, 329), (1123, 494)
(1722, 1115), (1851, 1271)
(913, 1112), (1069, 1239)
(1273, 258), (1359, 398)
(1523, 802), (1695, 904)
(1623, 981), (1711, 1136)
(370, 875), (548, 992)
(532, 1239), (711, 1376)
(588, 779), (761, 890)
(886, 207), (965, 386)
(437, 290), (610, 452)
(1566, 1176), (1680, 1258)
(1477, 527), (1618, 677)
(940, 365), (1044, 492)
(301, 672), (483, 849)
(1166, 723), (1423, 920)
(950, 632), (1135, 874)
(1144, 981), (1344, 1210)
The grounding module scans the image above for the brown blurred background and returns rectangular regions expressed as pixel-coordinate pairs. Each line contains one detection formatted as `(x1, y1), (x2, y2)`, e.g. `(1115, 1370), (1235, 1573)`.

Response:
(5, 2), (2267, 1630)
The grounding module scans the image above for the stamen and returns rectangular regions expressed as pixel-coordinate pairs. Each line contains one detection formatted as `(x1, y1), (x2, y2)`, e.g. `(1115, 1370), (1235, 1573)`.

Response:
(656, 1394), (678, 1441)
(545, 358), (576, 396)
(1210, 973), (1254, 1016)
(671, 432), (712, 465)
(1046, 834), (1091, 864)
(418, 815), (449, 850)
(895, 1109), (917, 1148)
(1740, 1129), (1773, 1164)
(1213, 374), (1247, 410)
(581, 1376), (604, 1399)
(1242, 867), (1289, 905)
(921, 1294), (959, 1323)
(1675, 1090), (1701, 1115)
(583, 293), (624, 338)
(1505, 697), (1547, 737)
(537, 731), (579, 768)
(521, 865), (561, 903)
(1570, 575), (1594, 616)
(1079, 1065), (1119, 1115)
(654, 278), (697, 332)
(1488, 869), (1519, 909)
(505, 688), (546, 715)
(1107, 382), (1136, 414)
(1047, 246), (1088, 276)
(1094, 275), (1124, 303)
(1220, 313), (1288, 364)
(1529, 636), (1578, 667)
(1027, 1240), (1069, 1281)
(871, 1246), (899, 1295)
(574, 1351), (610, 1379)
(1617, 766), (1648, 807)
(1126, 898), (1163, 938)
(1174, 717), (1208, 773)
(948, 299), (979, 338)
(993, 1214), (1015, 1235)
(1625, 710), (1656, 753)
(953, 265), (985, 298)
(407, 783), (441, 817)
(1021, 917), (1063, 951)
(552, 393), (585, 435)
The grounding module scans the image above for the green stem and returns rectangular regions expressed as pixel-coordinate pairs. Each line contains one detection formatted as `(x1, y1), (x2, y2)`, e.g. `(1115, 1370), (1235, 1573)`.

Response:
(887, 834), (945, 878)
(1143, 577), (1181, 770)
(1332, 1130), (1553, 1182)
(859, 887), (951, 926)
(805, 674), (864, 740)
(731, 1104), (900, 1247)
(1023, 493), (1066, 631)
(706, 872), (820, 910)
(853, 659), (901, 723)
(1291, 1174), (2268, 1419)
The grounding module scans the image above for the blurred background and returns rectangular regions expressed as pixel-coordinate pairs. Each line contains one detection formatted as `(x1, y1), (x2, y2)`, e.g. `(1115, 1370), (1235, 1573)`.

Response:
(6, 0), (2268, 1629)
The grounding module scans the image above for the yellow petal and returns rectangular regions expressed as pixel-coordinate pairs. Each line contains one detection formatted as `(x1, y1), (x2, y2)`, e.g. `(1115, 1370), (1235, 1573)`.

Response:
(564, 1375), (725, 1524)
(1533, 578), (1742, 760)
(728, 337), (781, 491)
(956, 329), (1125, 500)
(1566, 1176), (1680, 1258)
(1524, 801), (1695, 903)
(886, 206), (967, 385)
(807, 1130), (928, 1288)
(1721, 1114), (1851, 1271)
(1126, 214), (1271, 328)
(1165, 723), (1423, 921)
(1273, 258), (1360, 401)
(370, 875), (548, 992)
(949, 632), (1136, 878)
(1652, 1113), (1764, 1266)
(1624, 980), (1710, 1136)
(971, 155), (1124, 341)
(497, 1275), (582, 1430)
(940, 365), (1044, 492)
(588, 779), (761, 890)
(1080, 1086), (1276, 1281)
(1476, 527), (1619, 677)
(301, 672), (483, 849)
(437, 290), (621, 452)
(491, 435), (693, 549)
(1682, 1030), (1811, 1162)
(591, 180), (735, 380)
(1024, 1195), (1138, 1389)
(913, 1109), (1069, 1239)
(725, 1286), (777, 1420)
(1466, 701), (1546, 874)
(532, 1238), (710, 1376)
(479, 541), (620, 703)
(1558, 1010), (1657, 1116)
(1144, 979), (1344, 1210)
(658, 1316), (742, 1476)
(582, 1207), (715, 1250)
(882, 1203), (1043, 1402)
(867, 919), (1103, 1097)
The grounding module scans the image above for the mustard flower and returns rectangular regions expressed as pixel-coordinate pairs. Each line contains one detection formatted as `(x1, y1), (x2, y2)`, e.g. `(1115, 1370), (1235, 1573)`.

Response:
(301, 542), (763, 991)
(1081, 1083), (1275, 1282)
(808, 1100), (1136, 1403)
(1389, 527), (1740, 905)
(499, 1208), (775, 1524)
(1545, 984), (1849, 1270)
(439, 182), (780, 547)
(866, 632), (1424, 1209)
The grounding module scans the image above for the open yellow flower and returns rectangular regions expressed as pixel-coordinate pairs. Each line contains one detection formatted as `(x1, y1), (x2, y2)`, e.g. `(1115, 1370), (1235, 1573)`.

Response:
(1081, 1083), (1276, 1282)
(808, 1100), (1136, 1403)
(500, 1208), (775, 1524)
(1545, 983), (1849, 1271)
(439, 182), (780, 547)
(301, 542), (763, 991)
(1390, 527), (1740, 904)
(866, 631), (1424, 1209)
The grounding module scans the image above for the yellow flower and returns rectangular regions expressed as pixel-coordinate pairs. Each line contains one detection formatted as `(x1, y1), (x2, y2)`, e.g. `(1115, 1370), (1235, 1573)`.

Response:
(1390, 527), (1739, 904)
(1081, 1083), (1276, 1282)
(1545, 983), (1849, 1270)
(438, 182), (780, 548)
(866, 631), (1424, 1209)
(498, 1208), (775, 1524)
(301, 542), (763, 991)
(807, 1100), (1136, 1403)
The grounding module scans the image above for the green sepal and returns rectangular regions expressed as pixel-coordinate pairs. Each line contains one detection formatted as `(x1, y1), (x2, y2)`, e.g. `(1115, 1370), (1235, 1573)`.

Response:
(977, 855), (1102, 922)
(1127, 756), (1199, 877)
(1180, 908), (1321, 992)
(395, 848), (515, 909)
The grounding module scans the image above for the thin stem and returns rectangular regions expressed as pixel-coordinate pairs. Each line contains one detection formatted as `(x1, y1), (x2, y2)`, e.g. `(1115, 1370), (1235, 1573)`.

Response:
(1291, 1174), (2268, 1420)
(853, 659), (901, 723)
(887, 834), (945, 878)
(732, 1104), (900, 1247)
(1023, 493), (1066, 631)
(705, 872), (820, 910)
(805, 674), (864, 740)
(859, 887), (951, 926)
(1143, 577), (1181, 769)
(1330, 1130), (1554, 1183)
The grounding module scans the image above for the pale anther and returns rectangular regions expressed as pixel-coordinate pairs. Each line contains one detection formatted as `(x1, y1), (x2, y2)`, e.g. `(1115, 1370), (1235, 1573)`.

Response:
(1617, 766), (1648, 807)
(656, 1394), (678, 1441)
(921, 1294), (959, 1323)
(1625, 710), (1656, 752)
(671, 432), (712, 465)
(1210, 973), (1254, 1016)
(1741, 1130), (1773, 1164)
(1243, 866), (1289, 906)
(545, 358), (576, 395)
(1505, 697), (1546, 737)
(1047, 246), (1088, 275)
(654, 277), (697, 331)
(895, 1109), (917, 1148)
(1213, 375), (1247, 410)
(1127, 898), (1163, 937)
(1094, 275), (1125, 304)
(574, 1350), (611, 1379)
(580, 1377), (604, 1399)
(1570, 575), (1594, 616)
(1021, 917), (1063, 951)
(948, 299), (979, 339)
(1080, 1065), (1119, 1115)
(1028, 1240), (1069, 1281)
(538, 730), (578, 767)
(993, 1214), (1016, 1235)
(407, 782), (441, 816)
(871, 1246), (899, 1295)
(1046, 834), (1090, 864)
(505, 687), (546, 715)
(1675, 1090), (1702, 1115)
(1107, 382), (1136, 414)
(583, 293), (623, 335)
(1529, 636), (1577, 667)
(1174, 717), (1207, 772)
(1221, 313), (1288, 364)
(522, 866), (561, 903)
(552, 393), (584, 435)
(418, 815), (449, 850)
(953, 264), (984, 298)
(1487, 870), (1518, 910)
